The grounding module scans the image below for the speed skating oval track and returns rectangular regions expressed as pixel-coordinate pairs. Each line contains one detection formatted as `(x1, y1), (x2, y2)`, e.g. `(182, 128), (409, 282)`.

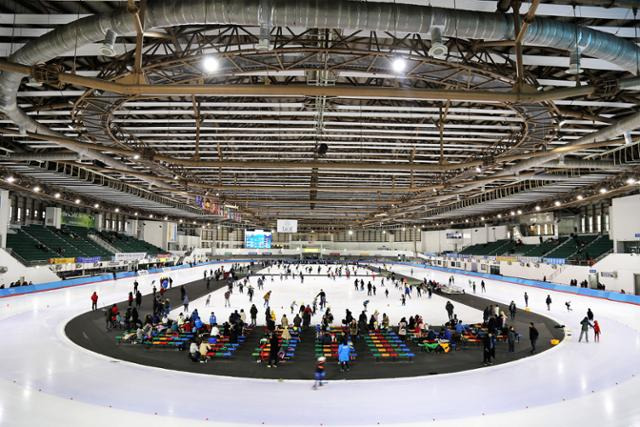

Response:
(0, 261), (639, 427)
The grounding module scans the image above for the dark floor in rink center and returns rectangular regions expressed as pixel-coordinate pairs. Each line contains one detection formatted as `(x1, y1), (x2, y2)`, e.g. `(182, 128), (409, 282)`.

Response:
(65, 265), (564, 380)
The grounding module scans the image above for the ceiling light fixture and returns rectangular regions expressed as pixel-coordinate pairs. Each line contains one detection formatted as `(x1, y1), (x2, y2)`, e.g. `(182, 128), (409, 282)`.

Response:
(33, 186), (41, 193)
(428, 27), (448, 59)
(54, 193), (61, 199)
(626, 177), (636, 185)
(202, 56), (219, 74)
(75, 199), (81, 204)
(577, 195), (584, 200)
(6, 176), (15, 183)
(535, 205), (541, 211)
(94, 203), (100, 208)
(554, 201), (561, 207)
(99, 29), (117, 57)
(391, 57), (407, 73)
(599, 188), (607, 194)
(566, 49), (582, 75)
(114, 208), (120, 213)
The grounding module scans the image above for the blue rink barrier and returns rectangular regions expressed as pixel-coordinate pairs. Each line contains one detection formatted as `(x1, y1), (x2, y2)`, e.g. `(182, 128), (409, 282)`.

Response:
(0, 273), (114, 298)
(0, 258), (256, 298)
(392, 261), (640, 306)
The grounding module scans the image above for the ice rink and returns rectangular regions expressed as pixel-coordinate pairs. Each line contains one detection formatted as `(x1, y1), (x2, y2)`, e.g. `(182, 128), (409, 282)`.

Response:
(1, 261), (639, 426)
(173, 264), (482, 327)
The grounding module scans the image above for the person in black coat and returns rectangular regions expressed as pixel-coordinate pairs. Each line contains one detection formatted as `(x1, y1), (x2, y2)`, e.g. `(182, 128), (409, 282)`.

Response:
(529, 323), (539, 354)
(267, 332), (280, 368)
(135, 290), (142, 308)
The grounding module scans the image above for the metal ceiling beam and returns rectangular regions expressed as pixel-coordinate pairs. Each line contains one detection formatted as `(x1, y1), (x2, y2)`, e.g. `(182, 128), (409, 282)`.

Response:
(0, 60), (601, 102)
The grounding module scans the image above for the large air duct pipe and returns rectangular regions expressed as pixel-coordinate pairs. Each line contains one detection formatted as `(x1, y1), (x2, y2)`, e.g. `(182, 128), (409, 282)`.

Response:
(2, 153), (80, 161)
(543, 159), (621, 169)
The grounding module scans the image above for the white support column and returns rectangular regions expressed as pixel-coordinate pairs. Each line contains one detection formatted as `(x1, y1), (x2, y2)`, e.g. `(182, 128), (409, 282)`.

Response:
(0, 190), (9, 249)
(45, 206), (62, 229)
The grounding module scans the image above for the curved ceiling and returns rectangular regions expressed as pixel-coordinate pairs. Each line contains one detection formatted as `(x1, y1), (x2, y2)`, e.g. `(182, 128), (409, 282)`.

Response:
(0, 0), (639, 230)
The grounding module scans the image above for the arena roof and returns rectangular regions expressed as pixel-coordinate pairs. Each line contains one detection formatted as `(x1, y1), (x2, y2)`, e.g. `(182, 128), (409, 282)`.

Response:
(1, 0), (639, 230)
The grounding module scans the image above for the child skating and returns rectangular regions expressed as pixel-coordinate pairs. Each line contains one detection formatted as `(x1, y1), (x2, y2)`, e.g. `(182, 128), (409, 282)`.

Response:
(312, 356), (326, 389)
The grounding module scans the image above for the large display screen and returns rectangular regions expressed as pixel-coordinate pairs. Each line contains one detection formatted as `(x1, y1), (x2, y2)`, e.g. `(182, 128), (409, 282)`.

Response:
(244, 229), (272, 249)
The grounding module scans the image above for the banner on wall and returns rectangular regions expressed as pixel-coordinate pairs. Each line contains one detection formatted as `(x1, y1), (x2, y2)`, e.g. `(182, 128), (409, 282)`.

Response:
(114, 252), (147, 262)
(48, 257), (76, 264)
(61, 212), (96, 228)
(77, 256), (101, 263)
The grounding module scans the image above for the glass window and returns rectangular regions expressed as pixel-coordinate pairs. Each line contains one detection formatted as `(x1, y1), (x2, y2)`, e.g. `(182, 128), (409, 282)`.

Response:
(26, 208), (30, 219)
(581, 216), (586, 233)
(17, 207), (21, 221)
(604, 214), (609, 232)
(588, 216), (593, 233)
(596, 215), (602, 233)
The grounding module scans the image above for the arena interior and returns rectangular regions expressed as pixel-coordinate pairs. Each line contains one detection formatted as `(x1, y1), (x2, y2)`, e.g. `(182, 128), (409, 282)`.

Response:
(1, 0), (640, 425)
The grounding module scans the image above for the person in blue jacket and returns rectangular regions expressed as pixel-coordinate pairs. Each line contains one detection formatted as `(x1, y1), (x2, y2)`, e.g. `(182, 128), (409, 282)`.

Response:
(209, 311), (217, 326)
(338, 339), (352, 372)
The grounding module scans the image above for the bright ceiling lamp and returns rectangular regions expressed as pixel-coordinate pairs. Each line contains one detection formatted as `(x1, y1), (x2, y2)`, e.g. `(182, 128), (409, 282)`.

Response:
(626, 177), (636, 185)
(391, 57), (407, 73)
(99, 29), (117, 57)
(202, 56), (219, 74)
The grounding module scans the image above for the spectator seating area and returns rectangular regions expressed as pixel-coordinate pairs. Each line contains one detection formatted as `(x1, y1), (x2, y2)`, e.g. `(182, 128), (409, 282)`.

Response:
(253, 327), (300, 362)
(6, 224), (164, 264)
(205, 333), (249, 359)
(6, 228), (58, 262)
(458, 239), (511, 256)
(63, 226), (113, 258)
(365, 330), (415, 361)
(545, 235), (598, 259)
(571, 234), (613, 261)
(314, 326), (357, 361)
(98, 231), (163, 255)
(116, 329), (194, 349)
(7, 224), (113, 263)
(458, 234), (612, 262)
(521, 237), (568, 257)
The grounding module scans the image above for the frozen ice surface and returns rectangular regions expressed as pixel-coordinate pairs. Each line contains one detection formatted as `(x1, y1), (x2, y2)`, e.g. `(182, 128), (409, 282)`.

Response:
(0, 261), (639, 426)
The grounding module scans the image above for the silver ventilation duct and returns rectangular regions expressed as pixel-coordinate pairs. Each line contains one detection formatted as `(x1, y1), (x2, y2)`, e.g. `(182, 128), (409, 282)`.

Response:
(1, 0), (639, 188)
(2, 153), (80, 161)
(543, 159), (621, 169)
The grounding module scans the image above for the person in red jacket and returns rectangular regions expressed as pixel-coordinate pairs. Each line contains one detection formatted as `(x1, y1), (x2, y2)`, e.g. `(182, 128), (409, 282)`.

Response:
(593, 320), (601, 342)
(91, 291), (98, 311)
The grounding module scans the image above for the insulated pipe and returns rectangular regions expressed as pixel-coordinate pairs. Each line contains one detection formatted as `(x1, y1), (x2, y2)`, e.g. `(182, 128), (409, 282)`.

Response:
(2, 153), (80, 161)
(543, 159), (622, 169)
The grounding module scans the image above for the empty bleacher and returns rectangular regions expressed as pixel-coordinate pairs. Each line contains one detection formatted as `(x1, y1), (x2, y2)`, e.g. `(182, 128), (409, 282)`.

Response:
(21, 224), (85, 258)
(6, 224), (160, 264)
(522, 237), (568, 257)
(570, 234), (613, 261)
(98, 231), (163, 255)
(6, 228), (57, 262)
(545, 235), (598, 259)
(458, 239), (511, 256)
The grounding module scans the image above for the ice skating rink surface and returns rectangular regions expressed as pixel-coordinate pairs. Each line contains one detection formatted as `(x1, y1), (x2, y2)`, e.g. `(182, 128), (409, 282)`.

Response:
(1, 261), (639, 426)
